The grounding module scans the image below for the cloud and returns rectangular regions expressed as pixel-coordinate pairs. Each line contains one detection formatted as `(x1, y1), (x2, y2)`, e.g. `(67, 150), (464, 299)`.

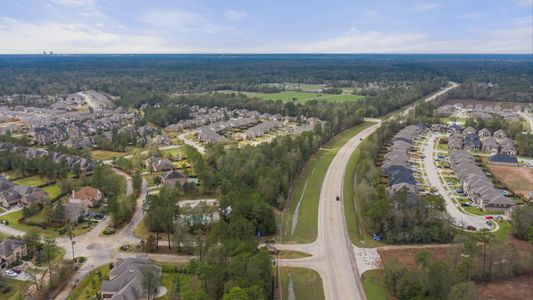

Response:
(224, 9), (247, 21)
(139, 10), (220, 34)
(413, 2), (444, 12)
(0, 17), (205, 53)
(51, 0), (96, 7)
(261, 25), (532, 54)
(516, 0), (532, 7)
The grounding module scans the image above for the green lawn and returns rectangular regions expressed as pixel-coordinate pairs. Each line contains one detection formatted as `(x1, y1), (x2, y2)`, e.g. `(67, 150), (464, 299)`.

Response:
(42, 184), (62, 199)
(218, 90), (364, 103)
(282, 122), (373, 243)
(362, 270), (390, 300)
(279, 267), (324, 300)
(67, 263), (111, 300)
(276, 250), (312, 259)
(343, 137), (384, 248)
(0, 210), (59, 237)
(90, 149), (127, 160)
(12, 175), (49, 187)
(2, 277), (26, 300)
(157, 273), (192, 300)
(494, 220), (512, 242)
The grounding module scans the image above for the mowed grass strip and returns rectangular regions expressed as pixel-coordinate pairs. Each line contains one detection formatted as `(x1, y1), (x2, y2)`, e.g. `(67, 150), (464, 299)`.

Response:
(279, 267), (324, 300)
(283, 122), (372, 243)
(361, 270), (390, 300)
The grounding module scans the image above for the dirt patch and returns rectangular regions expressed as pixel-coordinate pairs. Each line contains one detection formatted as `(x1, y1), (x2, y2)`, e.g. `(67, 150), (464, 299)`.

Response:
(476, 274), (533, 300)
(378, 245), (451, 268)
(487, 165), (533, 199)
(443, 99), (525, 109)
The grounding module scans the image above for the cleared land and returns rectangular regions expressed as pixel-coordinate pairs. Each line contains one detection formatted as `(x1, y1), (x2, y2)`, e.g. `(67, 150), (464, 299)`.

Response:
(476, 274), (533, 300)
(487, 165), (533, 198)
(279, 267), (324, 300)
(218, 90), (364, 103)
(282, 122), (373, 243)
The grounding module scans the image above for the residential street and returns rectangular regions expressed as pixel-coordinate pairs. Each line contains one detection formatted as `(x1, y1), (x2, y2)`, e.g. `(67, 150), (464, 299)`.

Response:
(422, 134), (492, 230)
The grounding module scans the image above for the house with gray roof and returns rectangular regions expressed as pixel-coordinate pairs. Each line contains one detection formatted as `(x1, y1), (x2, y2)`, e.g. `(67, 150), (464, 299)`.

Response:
(0, 239), (26, 269)
(481, 137), (498, 154)
(101, 258), (161, 300)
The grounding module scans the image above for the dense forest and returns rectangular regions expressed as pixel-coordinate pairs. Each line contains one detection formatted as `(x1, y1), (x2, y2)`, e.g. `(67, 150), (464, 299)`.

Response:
(0, 55), (530, 101)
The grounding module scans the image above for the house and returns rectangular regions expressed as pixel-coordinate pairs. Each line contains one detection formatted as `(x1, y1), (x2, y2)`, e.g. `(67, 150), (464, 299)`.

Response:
(448, 133), (463, 150)
(69, 186), (102, 208)
(101, 258), (161, 300)
(430, 124), (446, 133)
(62, 202), (87, 223)
(0, 177), (48, 208)
(463, 133), (481, 151)
(447, 124), (463, 133)
(493, 129), (507, 140)
(488, 154), (518, 166)
(148, 157), (174, 172)
(161, 170), (188, 187)
(0, 239), (27, 269)
(481, 137), (499, 154)
(500, 144), (517, 156)
(478, 128), (491, 137)
(463, 127), (477, 136)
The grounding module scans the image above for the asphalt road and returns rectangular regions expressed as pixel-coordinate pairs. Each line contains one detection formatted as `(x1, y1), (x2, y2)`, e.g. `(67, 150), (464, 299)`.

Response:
(422, 134), (491, 230)
(278, 122), (381, 300)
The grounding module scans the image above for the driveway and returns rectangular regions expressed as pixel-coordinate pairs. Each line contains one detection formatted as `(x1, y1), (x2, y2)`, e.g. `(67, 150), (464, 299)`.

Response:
(422, 134), (491, 230)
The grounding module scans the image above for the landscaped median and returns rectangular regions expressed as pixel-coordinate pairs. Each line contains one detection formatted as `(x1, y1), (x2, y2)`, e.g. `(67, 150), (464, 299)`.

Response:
(282, 122), (373, 243)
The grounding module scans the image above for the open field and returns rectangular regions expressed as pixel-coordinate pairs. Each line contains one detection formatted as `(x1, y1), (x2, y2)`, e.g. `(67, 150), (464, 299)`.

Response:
(90, 149), (128, 160)
(217, 90), (364, 103)
(279, 267), (324, 300)
(476, 274), (533, 300)
(0, 210), (59, 237)
(361, 270), (389, 300)
(378, 245), (451, 268)
(67, 263), (111, 300)
(487, 165), (533, 198)
(282, 122), (373, 243)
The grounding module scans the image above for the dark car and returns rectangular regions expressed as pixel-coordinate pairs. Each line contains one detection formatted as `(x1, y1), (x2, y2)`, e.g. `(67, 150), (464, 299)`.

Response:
(336, 196), (340, 201)
(11, 268), (22, 274)
(466, 225), (476, 231)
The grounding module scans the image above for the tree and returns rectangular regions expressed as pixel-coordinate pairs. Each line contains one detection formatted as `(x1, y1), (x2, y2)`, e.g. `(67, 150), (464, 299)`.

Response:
(42, 237), (57, 288)
(477, 228), (494, 279)
(132, 170), (143, 196)
(23, 229), (41, 256)
(222, 287), (250, 300)
(171, 276), (181, 300)
(142, 264), (162, 300)
(65, 223), (75, 260)
(448, 282), (476, 300)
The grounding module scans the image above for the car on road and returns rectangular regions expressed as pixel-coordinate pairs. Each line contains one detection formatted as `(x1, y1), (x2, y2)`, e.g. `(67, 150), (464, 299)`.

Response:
(336, 196), (340, 201)
(466, 225), (477, 231)
(484, 216), (494, 220)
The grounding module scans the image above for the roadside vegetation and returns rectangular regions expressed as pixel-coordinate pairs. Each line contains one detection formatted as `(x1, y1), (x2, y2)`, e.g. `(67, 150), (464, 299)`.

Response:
(279, 267), (324, 300)
(282, 122), (373, 243)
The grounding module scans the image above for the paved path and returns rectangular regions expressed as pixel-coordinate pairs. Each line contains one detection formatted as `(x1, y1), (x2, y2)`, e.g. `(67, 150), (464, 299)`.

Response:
(422, 134), (491, 230)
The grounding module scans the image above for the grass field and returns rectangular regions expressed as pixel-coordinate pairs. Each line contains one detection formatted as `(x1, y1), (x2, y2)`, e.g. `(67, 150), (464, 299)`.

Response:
(42, 184), (62, 199)
(0, 210), (59, 237)
(343, 136), (384, 248)
(282, 122), (373, 243)
(2, 277), (26, 300)
(361, 270), (390, 300)
(279, 267), (324, 300)
(276, 250), (312, 259)
(67, 263), (111, 300)
(90, 149), (127, 160)
(218, 90), (364, 103)
(12, 175), (49, 187)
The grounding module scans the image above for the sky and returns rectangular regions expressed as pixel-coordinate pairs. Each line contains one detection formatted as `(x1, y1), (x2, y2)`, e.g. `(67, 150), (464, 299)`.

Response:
(0, 0), (531, 54)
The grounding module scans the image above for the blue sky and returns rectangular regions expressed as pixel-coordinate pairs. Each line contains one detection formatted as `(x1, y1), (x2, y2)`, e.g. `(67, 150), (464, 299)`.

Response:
(0, 0), (531, 53)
